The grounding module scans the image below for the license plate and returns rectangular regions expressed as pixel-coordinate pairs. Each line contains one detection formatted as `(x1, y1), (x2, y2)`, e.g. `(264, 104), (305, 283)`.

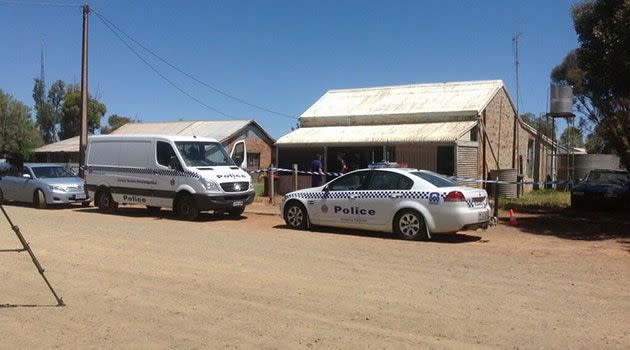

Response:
(478, 210), (489, 222)
(75, 194), (87, 200)
(232, 201), (243, 207)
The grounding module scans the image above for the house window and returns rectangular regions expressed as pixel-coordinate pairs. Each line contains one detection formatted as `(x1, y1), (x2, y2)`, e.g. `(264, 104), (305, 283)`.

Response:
(247, 152), (260, 170)
(436, 146), (455, 176)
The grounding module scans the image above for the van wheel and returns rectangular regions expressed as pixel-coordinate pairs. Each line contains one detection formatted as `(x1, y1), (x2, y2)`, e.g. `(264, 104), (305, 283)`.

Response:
(97, 189), (118, 213)
(394, 209), (429, 241)
(227, 207), (245, 218)
(33, 190), (47, 209)
(284, 201), (308, 229)
(175, 195), (199, 221)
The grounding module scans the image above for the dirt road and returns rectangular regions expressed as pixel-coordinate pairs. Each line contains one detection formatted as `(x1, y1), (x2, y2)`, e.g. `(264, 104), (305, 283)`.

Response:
(0, 205), (628, 349)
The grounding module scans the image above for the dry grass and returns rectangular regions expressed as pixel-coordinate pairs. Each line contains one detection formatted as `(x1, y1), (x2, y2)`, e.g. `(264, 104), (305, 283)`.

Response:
(500, 189), (571, 213)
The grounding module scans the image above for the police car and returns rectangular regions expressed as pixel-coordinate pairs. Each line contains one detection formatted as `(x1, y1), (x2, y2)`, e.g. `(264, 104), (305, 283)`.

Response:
(281, 165), (491, 240)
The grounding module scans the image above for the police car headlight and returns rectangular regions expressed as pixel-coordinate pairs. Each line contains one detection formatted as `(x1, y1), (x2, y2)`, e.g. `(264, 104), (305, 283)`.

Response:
(201, 179), (221, 192)
(248, 182), (254, 190)
(48, 185), (66, 192)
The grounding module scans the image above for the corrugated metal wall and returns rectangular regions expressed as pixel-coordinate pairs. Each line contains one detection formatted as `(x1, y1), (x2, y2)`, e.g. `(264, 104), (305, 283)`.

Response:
(456, 145), (479, 178)
(396, 145), (437, 171)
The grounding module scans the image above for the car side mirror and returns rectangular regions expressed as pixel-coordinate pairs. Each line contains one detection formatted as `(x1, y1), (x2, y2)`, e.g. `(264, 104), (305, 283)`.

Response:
(323, 185), (329, 193)
(22, 173), (31, 179)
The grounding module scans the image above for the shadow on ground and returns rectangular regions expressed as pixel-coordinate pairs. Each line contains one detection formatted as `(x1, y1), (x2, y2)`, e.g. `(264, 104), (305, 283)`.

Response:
(506, 209), (630, 242)
(273, 224), (482, 244)
(0, 303), (61, 309)
(0, 202), (82, 210)
(72, 207), (246, 222)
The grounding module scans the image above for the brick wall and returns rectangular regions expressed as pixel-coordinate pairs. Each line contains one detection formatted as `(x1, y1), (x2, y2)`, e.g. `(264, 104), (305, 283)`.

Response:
(224, 124), (274, 173)
(481, 89), (517, 175)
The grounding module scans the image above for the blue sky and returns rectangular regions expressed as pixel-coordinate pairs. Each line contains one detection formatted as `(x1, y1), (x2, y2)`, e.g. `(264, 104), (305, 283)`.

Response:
(1, 0), (579, 138)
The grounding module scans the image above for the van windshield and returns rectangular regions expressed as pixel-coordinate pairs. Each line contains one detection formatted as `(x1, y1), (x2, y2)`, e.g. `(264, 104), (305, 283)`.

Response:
(175, 142), (235, 167)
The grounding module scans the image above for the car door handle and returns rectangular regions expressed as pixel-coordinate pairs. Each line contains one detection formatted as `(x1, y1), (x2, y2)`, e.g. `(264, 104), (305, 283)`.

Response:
(349, 194), (357, 199)
(390, 193), (400, 198)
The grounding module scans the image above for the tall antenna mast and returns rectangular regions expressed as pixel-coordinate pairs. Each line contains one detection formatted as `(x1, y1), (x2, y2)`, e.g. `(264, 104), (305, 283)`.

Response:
(40, 38), (46, 87)
(512, 32), (523, 114)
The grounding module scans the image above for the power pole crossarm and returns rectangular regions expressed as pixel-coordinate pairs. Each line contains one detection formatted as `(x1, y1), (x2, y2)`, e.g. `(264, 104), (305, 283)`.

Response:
(79, 3), (90, 178)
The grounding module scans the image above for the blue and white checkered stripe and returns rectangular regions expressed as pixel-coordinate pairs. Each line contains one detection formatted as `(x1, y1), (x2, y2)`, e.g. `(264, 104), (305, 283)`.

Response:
(285, 190), (448, 201)
(85, 165), (202, 179)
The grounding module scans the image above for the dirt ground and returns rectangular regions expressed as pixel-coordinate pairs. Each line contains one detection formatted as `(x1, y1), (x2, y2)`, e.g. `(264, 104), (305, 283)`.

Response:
(0, 203), (628, 349)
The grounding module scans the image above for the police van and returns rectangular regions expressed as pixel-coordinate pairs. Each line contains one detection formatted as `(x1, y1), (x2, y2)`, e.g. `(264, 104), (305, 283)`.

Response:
(281, 164), (490, 240)
(85, 134), (254, 220)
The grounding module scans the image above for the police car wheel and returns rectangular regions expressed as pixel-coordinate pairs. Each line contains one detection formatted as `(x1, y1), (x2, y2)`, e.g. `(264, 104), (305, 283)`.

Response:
(394, 209), (428, 241)
(97, 189), (118, 213)
(176, 195), (199, 221)
(284, 201), (308, 229)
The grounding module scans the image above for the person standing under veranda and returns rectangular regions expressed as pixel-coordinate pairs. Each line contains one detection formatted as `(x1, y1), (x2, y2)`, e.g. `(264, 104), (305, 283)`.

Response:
(311, 154), (325, 187)
(337, 153), (348, 174)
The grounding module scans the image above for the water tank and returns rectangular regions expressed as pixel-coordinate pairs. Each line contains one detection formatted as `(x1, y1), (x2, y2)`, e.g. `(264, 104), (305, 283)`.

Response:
(557, 154), (621, 181)
(550, 85), (573, 115)
(489, 168), (518, 198)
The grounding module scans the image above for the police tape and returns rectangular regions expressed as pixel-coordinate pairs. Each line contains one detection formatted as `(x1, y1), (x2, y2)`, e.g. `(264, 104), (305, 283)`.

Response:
(446, 175), (573, 186)
(251, 167), (342, 177)
(252, 167), (573, 186)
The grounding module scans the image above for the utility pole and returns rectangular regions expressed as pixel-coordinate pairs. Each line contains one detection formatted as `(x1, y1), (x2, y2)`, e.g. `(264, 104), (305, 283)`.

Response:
(79, 3), (90, 178)
(511, 32), (523, 169)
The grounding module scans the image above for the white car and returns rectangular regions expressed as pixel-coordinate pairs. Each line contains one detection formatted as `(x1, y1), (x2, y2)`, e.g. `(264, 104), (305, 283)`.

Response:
(281, 167), (491, 240)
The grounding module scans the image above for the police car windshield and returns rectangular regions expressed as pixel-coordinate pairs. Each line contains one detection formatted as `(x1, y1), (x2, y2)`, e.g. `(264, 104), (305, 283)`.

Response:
(175, 142), (235, 167)
(412, 171), (457, 187)
(32, 166), (76, 178)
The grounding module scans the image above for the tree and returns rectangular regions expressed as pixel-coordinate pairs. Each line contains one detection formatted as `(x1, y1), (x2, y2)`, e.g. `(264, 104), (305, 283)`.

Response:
(59, 85), (106, 140)
(559, 126), (585, 150)
(100, 114), (138, 134)
(520, 112), (556, 139)
(585, 124), (614, 153)
(32, 79), (66, 144)
(0, 90), (43, 159)
(552, 0), (630, 168)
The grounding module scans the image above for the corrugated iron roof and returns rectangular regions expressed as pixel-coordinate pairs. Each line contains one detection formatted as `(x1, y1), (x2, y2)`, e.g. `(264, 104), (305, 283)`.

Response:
(275, 121), (477, 146)
(300, 80), (505, 127)
(113, 120), (253, 141)
(33, 119), (274, 153)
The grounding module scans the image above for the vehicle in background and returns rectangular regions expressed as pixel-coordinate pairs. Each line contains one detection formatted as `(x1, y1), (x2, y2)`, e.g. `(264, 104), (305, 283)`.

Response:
(571, 169), (630, 210)
(281, 164), (490, 240)
(0, 163), (88, 208)
(85, 134), (254, 220)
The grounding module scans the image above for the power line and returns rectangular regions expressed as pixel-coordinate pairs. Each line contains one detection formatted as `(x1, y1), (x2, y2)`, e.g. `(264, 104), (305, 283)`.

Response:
(94, 11), (241, 121)
(0, 0), (80, 7)
(93, 10), (297, 120)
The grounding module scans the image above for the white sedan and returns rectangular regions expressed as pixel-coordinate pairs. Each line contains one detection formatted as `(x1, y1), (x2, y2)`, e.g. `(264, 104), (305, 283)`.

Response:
(281, 167), (491, 240)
